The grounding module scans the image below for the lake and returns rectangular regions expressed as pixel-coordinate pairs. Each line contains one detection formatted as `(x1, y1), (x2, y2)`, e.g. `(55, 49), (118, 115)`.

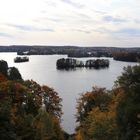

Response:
(0, 52), (137, 134)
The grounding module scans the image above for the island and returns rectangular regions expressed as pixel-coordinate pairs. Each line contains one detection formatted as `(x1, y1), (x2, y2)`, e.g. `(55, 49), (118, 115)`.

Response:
(85, 59), (109, 68)
(56, 58), (84, 69)
(56, 58), (109, 69)
(14, 56), (29, 63)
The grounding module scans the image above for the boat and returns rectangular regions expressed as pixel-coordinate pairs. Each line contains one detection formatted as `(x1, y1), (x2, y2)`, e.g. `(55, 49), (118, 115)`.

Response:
(14, 56), (29, 63)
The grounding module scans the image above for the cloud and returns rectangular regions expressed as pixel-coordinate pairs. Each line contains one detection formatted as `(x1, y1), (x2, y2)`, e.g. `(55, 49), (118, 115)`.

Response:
(134, 19), (140, 24)
(94, 10), (107, 15)
(6, 24), (55, 32)
(40, 28), (54, 32)
(115, 28), (140, 36)
(0, 32), (13, 38)
(94, 28), (112, 34)
(41, 17), (63, 23)
(60, 0), (85, 8)
(95, 27), (140, 38)
(75, 13), (91, 19)
(103, 16), (127, 23)
(71, 29), (91, 34)
(45, 1), (57, 7)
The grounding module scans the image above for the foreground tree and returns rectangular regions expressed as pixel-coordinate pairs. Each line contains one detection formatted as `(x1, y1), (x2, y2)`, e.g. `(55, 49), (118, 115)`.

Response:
(23, 80), (62, 119)
(0, 60), (8, 76)
(42, 85), (63, 120)
(0, 61), (64, 140)
(0, 100), (16, 140)
(75, 64), (140, 140)
(8, 67), (22, 80)
(76, 87), (111, 123)
(33, 109), (64, 140)
(76, 87), (117, 140)
(115, 65), (140, 140)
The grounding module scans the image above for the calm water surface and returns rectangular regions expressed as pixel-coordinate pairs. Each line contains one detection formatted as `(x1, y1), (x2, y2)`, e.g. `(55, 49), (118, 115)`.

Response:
(0, 52), (137, 134)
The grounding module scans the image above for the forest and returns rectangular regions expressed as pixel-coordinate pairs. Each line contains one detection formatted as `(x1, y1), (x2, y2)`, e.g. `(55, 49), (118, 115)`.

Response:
(0, 45), (140, 62)
(56, 58), (109, 69)
(0, 59), (140, 140)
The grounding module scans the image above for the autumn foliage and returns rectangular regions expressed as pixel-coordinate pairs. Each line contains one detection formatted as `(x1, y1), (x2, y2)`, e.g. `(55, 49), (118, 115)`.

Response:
(0, 60), (64, 140)
(0, 60), (140, 140)
(75, 64), (140, 140)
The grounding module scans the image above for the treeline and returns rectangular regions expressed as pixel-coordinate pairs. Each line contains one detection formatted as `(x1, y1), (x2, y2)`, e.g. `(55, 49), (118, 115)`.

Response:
(1, 45), (140, 62)
(113, 52), (140, 62)
(0, 60), (65, 140)
(75, 64), (140, 140)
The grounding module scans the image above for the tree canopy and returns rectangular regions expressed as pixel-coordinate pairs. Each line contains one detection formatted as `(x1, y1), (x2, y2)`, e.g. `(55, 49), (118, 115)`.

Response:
(75, 64), (140, 140)
(0, 60), (64, 140)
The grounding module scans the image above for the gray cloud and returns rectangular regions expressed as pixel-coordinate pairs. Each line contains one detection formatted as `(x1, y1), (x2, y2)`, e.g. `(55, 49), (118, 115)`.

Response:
(94, 27), (112, 34)
(103, 16), (127, 23)
(95, 27), (140, 37)
(115, 28), (140, 36)
(6, 24), (55, 32)
(71, 29), (91, 34)
(75, 12), (91, 19)
(91, 9), (107, 15)
(42, 17), (63, 23)
(0, 32), (13, 38)
(60, 0), (85, 8)
(134, 19), (140, 24)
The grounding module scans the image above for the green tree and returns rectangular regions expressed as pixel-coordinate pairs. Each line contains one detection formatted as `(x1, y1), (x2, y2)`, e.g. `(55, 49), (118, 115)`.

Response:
(116, 65), (140, 140)
(8, 67), (22, 80)
(33, 109), (64, 140)
(0, 100), (16, 140)
(75, 87), (119, 140)
(0, 60), (8, 76)
(15, 114), (36, 140)
(0, 62), (64, 140)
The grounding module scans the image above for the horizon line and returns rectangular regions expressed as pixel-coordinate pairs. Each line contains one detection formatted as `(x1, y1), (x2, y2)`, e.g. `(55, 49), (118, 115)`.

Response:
(0, 45), (140, 49)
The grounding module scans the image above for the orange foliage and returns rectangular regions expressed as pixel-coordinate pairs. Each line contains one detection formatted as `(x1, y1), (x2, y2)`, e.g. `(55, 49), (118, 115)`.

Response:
(75, 130), (84, 140)
(0, 73), (7, 82)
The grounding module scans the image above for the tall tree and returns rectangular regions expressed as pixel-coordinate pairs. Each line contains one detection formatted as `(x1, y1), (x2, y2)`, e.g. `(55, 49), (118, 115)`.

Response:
(33, 109), (64, 140)
(8, 67), (22, 80)
(76, 87), (111, 123)
(116, 65), (140, 140)
(0, 100), (16, 140)
(0, 60), (8, 76)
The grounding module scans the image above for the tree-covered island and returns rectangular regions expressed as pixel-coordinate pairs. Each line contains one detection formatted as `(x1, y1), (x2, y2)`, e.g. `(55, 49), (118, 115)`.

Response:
(56, 58), (109, 69)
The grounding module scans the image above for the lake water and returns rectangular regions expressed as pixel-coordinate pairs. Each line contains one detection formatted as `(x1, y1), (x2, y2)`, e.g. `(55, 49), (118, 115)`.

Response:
(0, 52), (137, 134)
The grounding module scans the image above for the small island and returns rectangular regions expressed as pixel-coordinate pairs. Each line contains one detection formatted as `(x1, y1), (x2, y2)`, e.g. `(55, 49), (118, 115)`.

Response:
(85, 59), (109, 68)
(56, 58), (84, 69)
(14, 56), (29, 63)
(56, 58), (109, 69)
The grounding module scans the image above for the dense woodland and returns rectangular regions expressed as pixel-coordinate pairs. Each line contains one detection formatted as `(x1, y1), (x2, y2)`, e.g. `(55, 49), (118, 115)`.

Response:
(75, 65), (140, 140)
(0, 59), (140, 140)
(0, 60), (64, 140)
(56, 58), (109, 69)
(0, 45), (140, 62)
(113, 52), (140, 62)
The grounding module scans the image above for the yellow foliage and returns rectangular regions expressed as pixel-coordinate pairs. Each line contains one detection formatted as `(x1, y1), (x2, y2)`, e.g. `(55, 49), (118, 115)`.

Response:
(75, 130), (84, 140)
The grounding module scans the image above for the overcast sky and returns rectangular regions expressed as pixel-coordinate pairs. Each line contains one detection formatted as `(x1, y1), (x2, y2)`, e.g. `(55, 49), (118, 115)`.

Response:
(0, 0), (140, 47)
